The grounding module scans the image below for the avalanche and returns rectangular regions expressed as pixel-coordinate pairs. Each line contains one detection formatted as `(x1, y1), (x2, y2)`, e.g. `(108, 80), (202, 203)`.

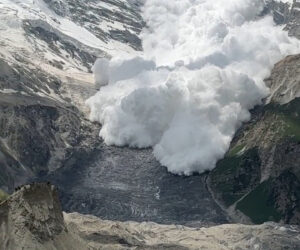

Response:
(86, 0), (300, 175)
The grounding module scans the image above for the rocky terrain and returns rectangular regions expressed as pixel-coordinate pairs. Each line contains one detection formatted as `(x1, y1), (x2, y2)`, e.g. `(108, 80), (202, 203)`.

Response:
(0, 0), (299, 228)
(0, 0), (229, 226)
(208, 0), (300, 225)
(1, 183), (300, 250)
(0, 0), (143, 192)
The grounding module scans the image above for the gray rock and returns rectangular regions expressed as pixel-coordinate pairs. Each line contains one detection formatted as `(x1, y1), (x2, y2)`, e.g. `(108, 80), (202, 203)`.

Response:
(1, 184), (299, 250)
(265, 54), (300, 104)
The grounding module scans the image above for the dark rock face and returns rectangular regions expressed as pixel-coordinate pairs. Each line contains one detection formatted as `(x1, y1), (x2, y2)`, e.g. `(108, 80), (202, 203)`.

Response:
(263, 0), (291, 25)
(286, 0), (300, 39)
(208, 56), (300, 224)
(43, 0), (69, 17)
(0, 59), (61, 94)
(43, 0), (144, 50)
(207, 1), (300, 224)
(272, 171), (300, 224)
(264, 0), (300, 39)
(23, 20), (99, 72)
(0, 59), (101, 193)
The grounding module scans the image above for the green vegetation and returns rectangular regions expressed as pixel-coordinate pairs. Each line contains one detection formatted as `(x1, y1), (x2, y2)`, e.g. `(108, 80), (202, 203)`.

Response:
(210, 98), (300, 223)
(210, 156), (243, 206)
(282, 115), (300, 141)
(266, 98), (300, 141)
(236, 180), (282, 224)
(0, 189), (8, 203)
(227, 144), (246, 157)
(210, 148), (261, 207)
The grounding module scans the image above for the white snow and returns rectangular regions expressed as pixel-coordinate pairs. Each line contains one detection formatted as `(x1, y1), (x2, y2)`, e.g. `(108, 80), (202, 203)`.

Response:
(0, 0), (137, 56)
(87, 0), (300, 175)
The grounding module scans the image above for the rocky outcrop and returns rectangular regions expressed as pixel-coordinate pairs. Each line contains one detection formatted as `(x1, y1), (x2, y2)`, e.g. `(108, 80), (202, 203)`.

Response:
(208, 56), (300, 225)
(285, 0), (300, 39)
(66, 213), (300, 250)
(207, 0), (300, 225)
(0, 58), (102, 193)
(265, 0), (300, 39)
(1, 183), (300, 250)
(266, 54), (300, 104)
(208, 55), (300, 225)
(0, 183), (86, 250)
(42, 0), (144, 50)
(0, 0), (144, 195)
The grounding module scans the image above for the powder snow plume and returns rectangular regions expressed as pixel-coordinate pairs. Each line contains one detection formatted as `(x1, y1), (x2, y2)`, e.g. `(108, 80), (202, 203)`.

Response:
(86, 0), (299, 175)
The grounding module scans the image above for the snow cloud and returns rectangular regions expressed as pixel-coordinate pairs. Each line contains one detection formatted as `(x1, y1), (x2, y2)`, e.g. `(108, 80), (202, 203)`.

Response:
(86, 0), (299, 175)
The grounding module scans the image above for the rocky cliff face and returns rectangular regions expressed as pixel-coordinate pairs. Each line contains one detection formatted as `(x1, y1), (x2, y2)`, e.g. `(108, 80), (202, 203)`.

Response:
(1, 183), (300, 250)
(0, 183), (86, 250)
(0, 0), (142, 192)
(208, 0), (300, 225)
(0, 57), (101, 191)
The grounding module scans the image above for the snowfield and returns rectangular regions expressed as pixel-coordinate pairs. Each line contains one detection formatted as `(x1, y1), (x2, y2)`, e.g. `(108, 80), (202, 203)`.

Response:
(0, 0), (139, 55)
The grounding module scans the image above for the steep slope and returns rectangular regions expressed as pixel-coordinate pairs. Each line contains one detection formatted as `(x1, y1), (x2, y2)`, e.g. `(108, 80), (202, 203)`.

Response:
(208, 0), (300, 225)
(1, 183), (300, 250)
(0, 0), (229, 225)
(0, 0), (299, 227)
(0, 0), (143, 192)
(0, 183), (86, 250)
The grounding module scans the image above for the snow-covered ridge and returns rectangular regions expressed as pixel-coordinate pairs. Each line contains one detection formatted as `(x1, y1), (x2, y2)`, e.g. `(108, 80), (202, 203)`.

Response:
(0, 0), (142, 56)
(0, 0), (143, 108)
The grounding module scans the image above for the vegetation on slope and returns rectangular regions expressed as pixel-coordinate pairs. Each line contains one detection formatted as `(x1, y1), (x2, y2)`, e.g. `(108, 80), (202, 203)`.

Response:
(209, 147), (261, 207)
(236, 180), (281, 224)
(0, 189), (8, 203)
(209, 98), (300, 224)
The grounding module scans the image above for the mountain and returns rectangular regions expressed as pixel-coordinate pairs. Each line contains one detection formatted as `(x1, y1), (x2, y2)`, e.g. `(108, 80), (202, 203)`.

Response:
(0, 0), (299, 227)
(1, 183), (300, 250)
(0, 0), (229, 226)
(208, 0), (300, 225)
(0, 0), (142, 189)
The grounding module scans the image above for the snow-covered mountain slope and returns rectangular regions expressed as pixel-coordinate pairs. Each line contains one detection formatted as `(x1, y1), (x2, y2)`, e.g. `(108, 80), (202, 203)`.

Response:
(0, 0), (143, 109)
(0, 0), (142, 56)
(0, 0), (143, 191)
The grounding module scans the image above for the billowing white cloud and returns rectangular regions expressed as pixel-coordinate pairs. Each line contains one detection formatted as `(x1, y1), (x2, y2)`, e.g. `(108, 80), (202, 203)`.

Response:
(86, 0), (299, 175)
